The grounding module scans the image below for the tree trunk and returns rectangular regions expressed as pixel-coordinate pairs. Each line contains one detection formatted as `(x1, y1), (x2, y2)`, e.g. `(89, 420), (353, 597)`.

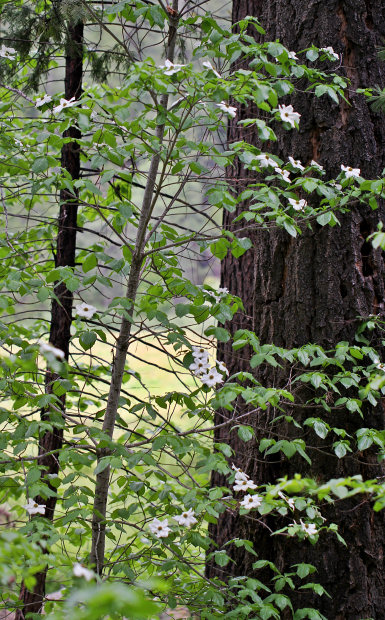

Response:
(208, 1), (385, 618)
(15, 20), (83, 619)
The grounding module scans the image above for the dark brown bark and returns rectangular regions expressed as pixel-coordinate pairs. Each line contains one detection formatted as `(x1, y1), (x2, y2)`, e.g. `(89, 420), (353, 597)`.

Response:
(15, 21), (83, 620)
(208, 1), (385, 618)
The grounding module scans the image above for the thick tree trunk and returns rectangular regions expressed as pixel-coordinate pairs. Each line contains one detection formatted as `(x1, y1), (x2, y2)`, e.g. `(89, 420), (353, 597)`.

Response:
(15, 21), (83, 619)
(208, 1), (385, 618)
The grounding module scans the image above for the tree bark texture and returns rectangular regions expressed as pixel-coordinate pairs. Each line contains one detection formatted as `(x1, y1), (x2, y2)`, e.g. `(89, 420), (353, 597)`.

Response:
(208, 1), (385, 618)
(15, 21), (83, 620)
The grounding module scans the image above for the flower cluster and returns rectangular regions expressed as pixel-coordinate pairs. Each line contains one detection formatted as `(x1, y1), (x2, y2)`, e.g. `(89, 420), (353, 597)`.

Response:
(189, 346), (228, 388)
(0, 45), (16, 60)
(290, 519), (318, 537)
(256, 153), (276, 168)
(53, 97), (77, 114)
(216, 101), (237, 118)
(75, 302), (97, 319)
(341, 164), (360, 179)
(320, 46), (339, 61)
(288, 197), (307, 211)
(232, 465), (257, 492)
(278, 104), (301, 128)
(24, 498), (46, 515)
(288, 156), (305, 172)
(35, 94), (52, 108)
(159, 59), (186, 76)
(148, 508), (197, 539)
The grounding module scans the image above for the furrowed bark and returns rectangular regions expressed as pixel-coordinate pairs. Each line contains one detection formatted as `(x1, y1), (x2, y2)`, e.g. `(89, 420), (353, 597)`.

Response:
(89, 1), (179, 574)
(208, 1), (385, 618)
(15, 20), (83, 619)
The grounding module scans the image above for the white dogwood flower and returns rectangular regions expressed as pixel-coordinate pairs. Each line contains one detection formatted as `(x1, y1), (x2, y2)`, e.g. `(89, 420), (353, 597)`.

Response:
(148, 518), (171, 538)
(53, 97), (77, 114)
(0, 45), (16, 59)
(75, 302), (97, 319)
(275, 167), (291, 183)
(46, 588), (65, 601)
(24, 498), (46, 515)
(320, 46), (339, 60)
(202, 60), (221, 78)
(191, 346), (209, 360)
(159, 59), (186, 76)
(73, 563), (95, 581)
(311, 160), (324, 171)
(173, 508), (197, 527)
(39, 341), (65, 360)
(376, 361), (385, 372)
(233, 477), (257, 492)
(288, 51), (298, 60)
(35, 94), (52, 108)
(288, 197), (307, 211)
(341, 164), (360, 178)
(200, 369), (224, 388)
(288, 156), (305, 171)
(217, 360), (229, 376)
(300, 520), (318, 536)
(189, 359), (211, 375)
(278, 104), (301, 128)
(240, 494), (262, 509)
(216, 101), (237, 118)
(256, 153), (276, 168)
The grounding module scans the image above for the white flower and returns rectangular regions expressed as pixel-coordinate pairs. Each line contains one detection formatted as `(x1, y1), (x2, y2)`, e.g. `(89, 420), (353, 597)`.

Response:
(159, 59), (186, 76)
(35, 94), (52, 108)
(341, 164), (360, 178)
(200, 369), (224, 388)
(278, 491), (295, 510)
(278, 104), (301, 128)
(0, 45), (16, 59)
(73, 562), (94, 581)
(256, 153), (276, 168)
(202, 60), (221, 78)
(24, 498), (46, 515)
(217, 360), (229, 376)
(189, 359), (211, 375)
(173, 508), (197, 527)
(75, 302), (97, 319)
(46, 473), (58, 479)
(288, 51), (298, 60)
(53, 97), (77, 114)
(330, 180), (342, 190)
(320, 46), (339, 61)
(148, 518), (171, 538)
(233, 469), (249, 482)
(288, 156), (305, 171)
(191, 346), (209, 360)
(288, 197), (307, 211)
(46, 588), (65, 601)
(311, 160), (324, 171)
(233, 478), (258, 492)
(376, 362), (385, 372)
(300, 520), (318, 536)
(240, 494), (262, 509)
(275, 167), (291, 183)
(217, 287), (229, 295)
(39, 341), (65, 360)
(216, 101), (237, 118)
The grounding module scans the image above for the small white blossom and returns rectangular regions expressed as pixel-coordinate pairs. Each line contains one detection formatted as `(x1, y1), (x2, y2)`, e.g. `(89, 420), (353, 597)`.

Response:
(189, 359), (211, 375)
(275, 167), (291, 183)
(278, 491), (295, 510)
(240, 494), (262, 509)
(173, 508), (197, 527)
(46, 588), (65, 601)
(288, 156), (305, 171)
(217, 287), (229, 295)
(53, 97), (77, 114)
(75, 302), (97, 319)
(278, 104), (301, 128)
(39, 341), (65, 360)
(288, 197), (307, 211)
(216, 101), (237, 118)
(320, 46), (339, 61)
(46, 473), (58, 479)
(0, 45), (16, 60)
(191, 346), (209, 360)
(159, 59), (186, 76)
(288, 51), (298, 60)
(256, 153), (276, 168)
(376, 362), (385, 372)
(35, 94), (52, 108)
(233, 469), (249, 482)
(24, 498), (46, 515)
(148, 518), (171, 538)
(202, 60), (221, 78)
(233, 478), (258, 492)
(73, 563), (94, 581)
(300, 520), (318, 536)
(217, 360), (229, 376)
(311, 160), (324, 171)
(200, 369), (224, 388)
(341, 164), (360, 179)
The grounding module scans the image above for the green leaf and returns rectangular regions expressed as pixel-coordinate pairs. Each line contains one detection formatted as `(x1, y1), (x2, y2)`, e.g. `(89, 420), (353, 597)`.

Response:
(237, 425), (254, 442)
(79, 331), (97, 351)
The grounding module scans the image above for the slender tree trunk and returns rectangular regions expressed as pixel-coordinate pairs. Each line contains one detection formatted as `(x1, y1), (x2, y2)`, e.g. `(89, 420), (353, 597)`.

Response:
(15, 21), (83, 619)
(208, 1), (385, 618)
(89, 1), (179, 575)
